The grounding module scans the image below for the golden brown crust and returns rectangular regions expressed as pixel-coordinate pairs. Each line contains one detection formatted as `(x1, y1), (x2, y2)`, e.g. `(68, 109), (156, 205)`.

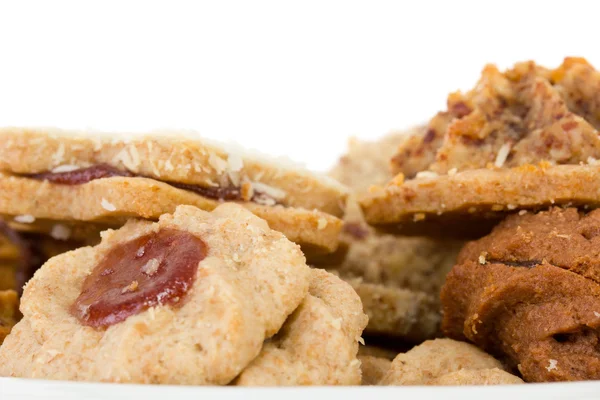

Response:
(361, 163), (600, 237)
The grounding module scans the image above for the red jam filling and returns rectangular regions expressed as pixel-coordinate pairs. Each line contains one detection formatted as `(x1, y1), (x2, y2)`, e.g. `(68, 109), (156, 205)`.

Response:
(71, 229), (207, 328)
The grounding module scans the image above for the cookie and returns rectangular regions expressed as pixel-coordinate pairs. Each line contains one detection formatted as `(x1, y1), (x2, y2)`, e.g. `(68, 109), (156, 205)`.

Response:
(441, 207), (600, 382)
(326, 134), (461, 340)
(0, 204), (311, 384)
(0, 290), (19, 345)
(0, 129), (347, 255)
(361, 57), (600, 236)
(432, 368), (524, 385)
(235, 268), (367, 386)
(344, 277), (440, 342)
(359, 355), (391, 385)
(379, 338), (521, 385)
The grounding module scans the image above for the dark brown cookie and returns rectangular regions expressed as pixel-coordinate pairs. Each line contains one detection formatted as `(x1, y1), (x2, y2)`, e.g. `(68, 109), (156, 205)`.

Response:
(441, 207), (600, 382)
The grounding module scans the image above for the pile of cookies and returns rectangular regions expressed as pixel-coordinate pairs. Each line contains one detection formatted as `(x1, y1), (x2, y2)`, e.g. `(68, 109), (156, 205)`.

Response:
(0, 56), (599, 386)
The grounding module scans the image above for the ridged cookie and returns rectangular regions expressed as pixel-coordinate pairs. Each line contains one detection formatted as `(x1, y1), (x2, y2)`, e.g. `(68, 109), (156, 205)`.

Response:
(235, 269), (367, 385)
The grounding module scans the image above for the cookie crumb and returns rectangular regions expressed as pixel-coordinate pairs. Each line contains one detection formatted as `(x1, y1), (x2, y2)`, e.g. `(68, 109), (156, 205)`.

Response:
(101, 198), (117, 211)
(478, 252), (488, 265)
(14, 214), (35, 223)
(494, 143), (512, 168)
(546, 359), (558, 372)
(122, 280), (139, 293)
(415, 171), (439, 180)
(317, 218), (328, 230)
(357, 336), (365, 345)
(50, 224), (71, 240)
(518, 210), (528, 216)
(141, 259), (160, 276)
(594, 311), (600, 318)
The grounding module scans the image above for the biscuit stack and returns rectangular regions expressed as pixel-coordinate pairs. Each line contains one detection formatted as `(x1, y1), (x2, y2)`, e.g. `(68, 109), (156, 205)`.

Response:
(358, 57), (600, 383)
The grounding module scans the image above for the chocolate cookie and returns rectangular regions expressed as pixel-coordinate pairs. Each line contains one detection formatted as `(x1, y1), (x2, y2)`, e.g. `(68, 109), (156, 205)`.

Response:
(361, 58), (600, 237)
(441, 207), (600, 382)
(0, 204), (311, 384)
(379, 338), (522, 385)
(235, 269), (367, 386)
(0, 129), (347, 256)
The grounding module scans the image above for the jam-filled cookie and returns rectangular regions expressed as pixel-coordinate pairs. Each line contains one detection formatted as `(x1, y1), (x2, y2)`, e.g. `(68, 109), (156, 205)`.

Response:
(361, 57), (600, 237)
(0, 128), (347, 256)
(442, 207), (600, 382)
(379, 338), (523, 385)
(235, 268), (367, 385)
(0, 204), (311, 384)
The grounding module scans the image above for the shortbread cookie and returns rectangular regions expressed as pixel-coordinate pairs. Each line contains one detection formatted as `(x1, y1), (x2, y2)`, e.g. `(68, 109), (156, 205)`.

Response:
(0, 204), (311, 384)
(362, 58), (600, 236)
(0, 129), (347, 255)
(235, 269), (367, 386)
(359, 355), (391, 385)
(442, 207), (600, 382)
(0, 290), (19, 345)
(379, 338), (517, 385)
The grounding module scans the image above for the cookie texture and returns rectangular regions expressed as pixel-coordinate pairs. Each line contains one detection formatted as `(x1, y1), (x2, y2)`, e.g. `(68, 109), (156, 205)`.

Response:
(442, 207), (600, 382)
(235, 268), (367, 386)
(0, 204), (311, 384)
(326, 132), (461, 340)
(0, 128), (347, 216)
(380, 338), (520, 385)
(432, 368), (524, 385)
(362, 58), (600, 235)
(0, 174), (342, 255)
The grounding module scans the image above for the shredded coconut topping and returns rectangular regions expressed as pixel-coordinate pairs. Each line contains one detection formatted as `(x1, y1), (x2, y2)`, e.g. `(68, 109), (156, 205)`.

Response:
(101, 198), (117, 211)
(51, 164), (81, 173)
(50, 224), (71, 240)
(13, 214), (35, 224)
(495, 143), (512, 168)
(415, 171), (439, 180)
(478, 252), (488, 265)
(251, 181), (286, 200)
(546, 359), (558, 372)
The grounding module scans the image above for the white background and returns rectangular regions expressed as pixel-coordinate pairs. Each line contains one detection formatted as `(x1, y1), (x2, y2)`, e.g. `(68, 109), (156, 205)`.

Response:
(0, 0), (598, 172)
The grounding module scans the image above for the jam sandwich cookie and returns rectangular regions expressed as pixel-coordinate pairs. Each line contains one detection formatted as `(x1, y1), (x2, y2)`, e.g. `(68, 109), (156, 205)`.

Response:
(235, 268), (368, 385)
(379, 338), (523, 385)
(0, 204), (311, 384)
(0, 128), (347, 255)
(361, 58), (600, 237)
(442, 207), (600, 382)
